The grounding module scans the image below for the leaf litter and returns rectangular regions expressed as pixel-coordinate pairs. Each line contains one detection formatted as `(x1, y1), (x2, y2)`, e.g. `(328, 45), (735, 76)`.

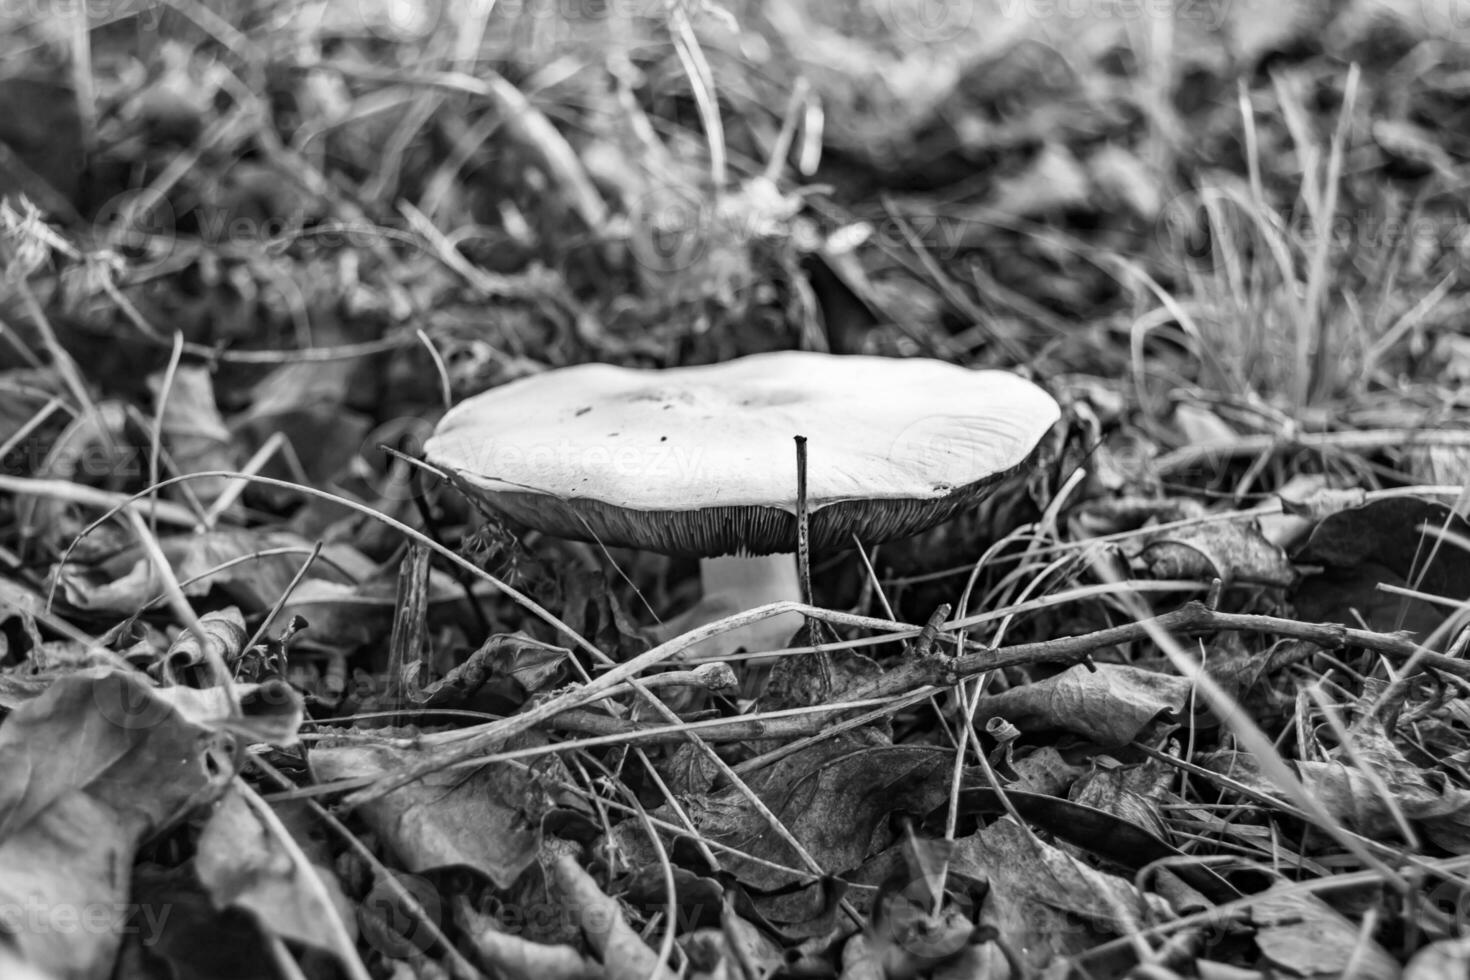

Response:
(1, 0), (1470, 978)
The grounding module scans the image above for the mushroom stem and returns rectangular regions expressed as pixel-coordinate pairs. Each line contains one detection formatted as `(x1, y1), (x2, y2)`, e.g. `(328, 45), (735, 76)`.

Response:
(654, 553), (806, 660)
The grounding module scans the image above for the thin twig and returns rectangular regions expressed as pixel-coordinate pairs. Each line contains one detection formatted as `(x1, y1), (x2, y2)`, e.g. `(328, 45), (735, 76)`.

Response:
(794, 436), (815, 634)
(375, 601), (1466, 750)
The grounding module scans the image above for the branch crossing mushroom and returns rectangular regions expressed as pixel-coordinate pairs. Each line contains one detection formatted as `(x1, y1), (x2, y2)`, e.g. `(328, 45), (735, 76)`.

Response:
(425, 351), (1060, 659)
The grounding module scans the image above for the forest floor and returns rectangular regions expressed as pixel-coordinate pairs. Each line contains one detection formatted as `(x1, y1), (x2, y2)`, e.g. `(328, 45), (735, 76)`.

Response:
(1, 0), (1469, 977)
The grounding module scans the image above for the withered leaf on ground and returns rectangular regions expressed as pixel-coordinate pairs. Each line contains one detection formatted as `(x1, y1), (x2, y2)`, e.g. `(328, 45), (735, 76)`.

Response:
(194, 785), (359, 963)
(949, 816), (1176, 972)
(971, 662), (1193, 745)
(1296, 496), (1470, 598)
(0, 670), (239, 980)
(310, 737), (556, 889)
(413, 631), (573, 708)
(1293, 496), (1470, 639)
(1137, 518), (1298, 587)
(1068, 756), (1175, 843)
(276, 565), (472, 653)
(1202, 724), (1470, 853)
(52, 529), (368, 615)
(949, 782), (1237, 904)
(147, 365), (239, 511)
(1251, 881), (1400, 979)
(613, 742), (951, 929)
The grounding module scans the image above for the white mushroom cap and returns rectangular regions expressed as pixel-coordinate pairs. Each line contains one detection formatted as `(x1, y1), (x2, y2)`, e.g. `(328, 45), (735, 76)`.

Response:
(425, 351), (1059, 555)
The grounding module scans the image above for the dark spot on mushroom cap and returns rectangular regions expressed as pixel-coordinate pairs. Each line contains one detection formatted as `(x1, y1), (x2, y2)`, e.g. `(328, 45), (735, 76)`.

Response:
(574, 407), (591, 416)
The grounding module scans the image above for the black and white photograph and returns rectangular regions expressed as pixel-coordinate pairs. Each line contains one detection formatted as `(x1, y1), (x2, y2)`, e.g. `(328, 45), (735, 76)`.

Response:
(0, 0), (1468, 976)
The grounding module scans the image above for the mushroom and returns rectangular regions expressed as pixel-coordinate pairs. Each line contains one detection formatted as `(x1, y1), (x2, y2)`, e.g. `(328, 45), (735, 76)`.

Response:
(424, 351), (1059, 658)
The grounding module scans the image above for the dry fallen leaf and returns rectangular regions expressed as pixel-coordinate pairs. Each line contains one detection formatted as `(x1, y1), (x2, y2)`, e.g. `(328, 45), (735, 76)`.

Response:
(0, 670), (239, 980)
(147, 365), (239, 511)
(950, 816), (1175, 972)
(973, 663), (1193, 746)
(52, 529), (366, 615)
(1250, 881), (1400, 979)
(1137, 519), (1298, 588)
(614, 742), (950, 930)
(194, 785), (360, 963)
(309, 738), (555, 889)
